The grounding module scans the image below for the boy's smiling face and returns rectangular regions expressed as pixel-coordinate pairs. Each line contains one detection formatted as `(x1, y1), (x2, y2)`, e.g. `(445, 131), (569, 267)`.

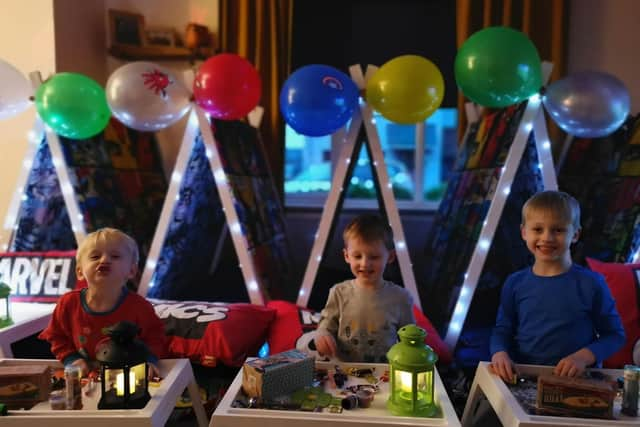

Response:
(521, 208), (580, 269)
(343, 236), (395, 288)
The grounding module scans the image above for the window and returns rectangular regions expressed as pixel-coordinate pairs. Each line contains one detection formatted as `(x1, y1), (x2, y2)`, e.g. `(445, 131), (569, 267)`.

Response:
(287, 0), (457, 210)
(285, 107), (458, 210)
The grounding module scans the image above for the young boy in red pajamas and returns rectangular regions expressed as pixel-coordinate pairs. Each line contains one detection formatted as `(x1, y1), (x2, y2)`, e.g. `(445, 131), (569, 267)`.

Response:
(40, 228), (167, 378)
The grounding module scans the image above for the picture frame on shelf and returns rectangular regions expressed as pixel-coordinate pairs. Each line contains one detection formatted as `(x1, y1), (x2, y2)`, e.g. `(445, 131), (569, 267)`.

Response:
(109, 9), (145, 46)
(145, 26), (177, 47)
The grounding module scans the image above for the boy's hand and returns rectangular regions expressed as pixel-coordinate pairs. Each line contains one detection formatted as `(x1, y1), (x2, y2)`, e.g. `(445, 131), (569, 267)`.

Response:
(71, 358), (89, 377)
(490, 351), (516, 382)
(554, 348), (595, 377)
(148, 362), (161, 380)
(315, 335), (337, 358)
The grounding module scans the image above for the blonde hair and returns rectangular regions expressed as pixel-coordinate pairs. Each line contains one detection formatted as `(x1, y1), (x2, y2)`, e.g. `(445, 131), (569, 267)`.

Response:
(522, 190), (581, 229)
(76, 228), (139, 266)
(343, 214), (394, 250)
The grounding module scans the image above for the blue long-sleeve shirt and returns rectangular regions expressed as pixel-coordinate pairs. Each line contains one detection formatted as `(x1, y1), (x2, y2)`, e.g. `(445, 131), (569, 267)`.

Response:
(490, 264), (625, 366)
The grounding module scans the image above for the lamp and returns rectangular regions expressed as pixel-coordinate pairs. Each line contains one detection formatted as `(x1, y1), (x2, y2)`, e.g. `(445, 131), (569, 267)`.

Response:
(386, 324), (439, 417)
(0, 282), (13, 328)
(96, 321), (151, 409)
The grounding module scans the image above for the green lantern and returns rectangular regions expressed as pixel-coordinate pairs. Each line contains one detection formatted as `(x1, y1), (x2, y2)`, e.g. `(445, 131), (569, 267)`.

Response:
(386, 324), (439, 417)
(0, 282), (13, 328)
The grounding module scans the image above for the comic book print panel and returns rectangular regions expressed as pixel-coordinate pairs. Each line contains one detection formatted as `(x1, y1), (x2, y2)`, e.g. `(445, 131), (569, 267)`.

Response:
(209, 118), (293, 298)
(12, 136), (76, 252)
(559, 114), (640, 263)
(423, 119), (541, 330)
(210, 119), (271, 177)
(59, 118), (165, 173)
(57, 119), (168, 274)
(147, 131), (227, 300)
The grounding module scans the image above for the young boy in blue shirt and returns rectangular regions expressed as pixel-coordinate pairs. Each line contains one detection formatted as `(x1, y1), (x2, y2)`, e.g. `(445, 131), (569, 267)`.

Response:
(490, 190), (625, 381)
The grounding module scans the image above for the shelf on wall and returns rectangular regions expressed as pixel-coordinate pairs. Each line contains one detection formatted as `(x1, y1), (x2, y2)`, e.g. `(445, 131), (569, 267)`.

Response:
(108, 44), (215, 61)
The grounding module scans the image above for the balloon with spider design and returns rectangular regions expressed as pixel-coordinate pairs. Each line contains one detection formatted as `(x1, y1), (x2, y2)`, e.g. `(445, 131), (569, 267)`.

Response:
(106, 62), (191, 132)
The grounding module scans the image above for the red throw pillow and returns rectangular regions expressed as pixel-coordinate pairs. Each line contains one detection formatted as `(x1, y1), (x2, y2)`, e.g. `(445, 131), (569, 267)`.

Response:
(0, 250), (78, 302)
(266, 300), (453, 364)
(413, 306), (453, 365)
(586, 258), (640, 368)
(150, 299), (276, 367)
(266, 300), (323, 358)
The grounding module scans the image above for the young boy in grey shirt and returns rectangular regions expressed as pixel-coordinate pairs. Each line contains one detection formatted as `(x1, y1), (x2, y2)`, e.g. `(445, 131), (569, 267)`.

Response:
(315, 214), (415, 362)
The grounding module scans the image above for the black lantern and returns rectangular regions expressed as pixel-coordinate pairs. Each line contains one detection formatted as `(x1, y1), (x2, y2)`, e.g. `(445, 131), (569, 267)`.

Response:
(96, 321), (151, 409)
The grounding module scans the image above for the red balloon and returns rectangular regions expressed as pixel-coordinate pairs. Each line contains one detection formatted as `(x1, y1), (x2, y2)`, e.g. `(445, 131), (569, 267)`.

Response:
(193, 53), (261, 120)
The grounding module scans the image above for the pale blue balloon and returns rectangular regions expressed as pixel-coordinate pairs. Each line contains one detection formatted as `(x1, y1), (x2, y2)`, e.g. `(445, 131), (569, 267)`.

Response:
(543, 71), (630, 138)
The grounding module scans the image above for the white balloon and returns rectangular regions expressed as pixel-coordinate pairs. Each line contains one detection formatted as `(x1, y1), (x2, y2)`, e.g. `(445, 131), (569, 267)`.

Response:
(106, 61), (191, 131)
(0, 59), (31, 120)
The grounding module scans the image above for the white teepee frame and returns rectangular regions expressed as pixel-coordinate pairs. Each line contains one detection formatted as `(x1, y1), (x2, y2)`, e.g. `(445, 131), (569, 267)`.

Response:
(137, 105), (271, 305)
(443, 63), (558, 350)
(296, 64), (421, 311)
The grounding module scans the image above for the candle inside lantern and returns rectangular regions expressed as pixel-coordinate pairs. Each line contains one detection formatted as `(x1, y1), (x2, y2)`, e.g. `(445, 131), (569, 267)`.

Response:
(115, 371), (136, 396)
(398, 370), (413, 393)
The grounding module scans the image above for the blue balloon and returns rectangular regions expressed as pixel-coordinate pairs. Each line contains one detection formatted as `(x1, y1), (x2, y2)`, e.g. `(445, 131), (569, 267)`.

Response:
(543, 71), (630, 138)
(280, 65), (359, 137)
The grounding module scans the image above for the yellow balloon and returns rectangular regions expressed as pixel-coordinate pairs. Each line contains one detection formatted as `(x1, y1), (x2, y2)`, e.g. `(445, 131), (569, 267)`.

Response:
(366, 55), (445, 124)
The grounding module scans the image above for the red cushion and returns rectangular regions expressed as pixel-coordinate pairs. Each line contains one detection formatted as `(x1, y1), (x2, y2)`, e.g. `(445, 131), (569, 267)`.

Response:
(150, 299), (276, 367)
(413, 305), (453, 364)
(266, 300), (323, 358)
(266, 300), (452, 364)
(0, 250), (78, 302)
(586, 257), (640, 368)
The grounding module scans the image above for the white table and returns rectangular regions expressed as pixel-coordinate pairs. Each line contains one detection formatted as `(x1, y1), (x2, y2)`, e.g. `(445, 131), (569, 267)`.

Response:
(461, 361), (638, 427)
(0, 302), (55, 357)
(2, 358), (209, 427)
(211, 361), (461, 427)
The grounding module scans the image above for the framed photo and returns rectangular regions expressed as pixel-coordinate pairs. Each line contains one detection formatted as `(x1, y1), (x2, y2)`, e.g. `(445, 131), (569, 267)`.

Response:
(108, 9), (145, 46)
(145, 26), (176, 47)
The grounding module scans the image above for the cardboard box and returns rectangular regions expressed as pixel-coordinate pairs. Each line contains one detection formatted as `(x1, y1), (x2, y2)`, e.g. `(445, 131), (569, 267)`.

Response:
(536, 374), (616, 419)
(242, 349), (314, 399)
(0, 364), (52, 409)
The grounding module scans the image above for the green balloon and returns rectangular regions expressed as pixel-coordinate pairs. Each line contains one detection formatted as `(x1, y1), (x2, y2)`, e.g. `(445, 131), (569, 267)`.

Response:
(35, 72), (110, 139)
(455, 26), (542, 108)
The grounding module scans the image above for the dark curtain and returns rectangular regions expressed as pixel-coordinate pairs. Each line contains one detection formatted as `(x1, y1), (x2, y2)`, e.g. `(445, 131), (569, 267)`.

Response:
(219, 0), (293, 197)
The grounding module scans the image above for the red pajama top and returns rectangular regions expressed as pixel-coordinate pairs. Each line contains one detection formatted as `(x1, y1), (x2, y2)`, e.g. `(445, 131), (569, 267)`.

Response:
(39, 287), (167, 365)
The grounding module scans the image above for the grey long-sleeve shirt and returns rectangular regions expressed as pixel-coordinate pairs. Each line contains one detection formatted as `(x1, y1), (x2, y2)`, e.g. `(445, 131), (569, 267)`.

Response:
(316, 279), (415, 362)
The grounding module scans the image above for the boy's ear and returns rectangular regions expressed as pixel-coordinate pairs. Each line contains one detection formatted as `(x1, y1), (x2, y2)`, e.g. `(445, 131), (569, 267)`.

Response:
(387, 249), (396, 264)
(128, 262), (138, 279)
(520, 224), (526, 240)
(76, 265), (85, 281)
(572, 227), (581, 244)
(343, 247), (349, 263)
